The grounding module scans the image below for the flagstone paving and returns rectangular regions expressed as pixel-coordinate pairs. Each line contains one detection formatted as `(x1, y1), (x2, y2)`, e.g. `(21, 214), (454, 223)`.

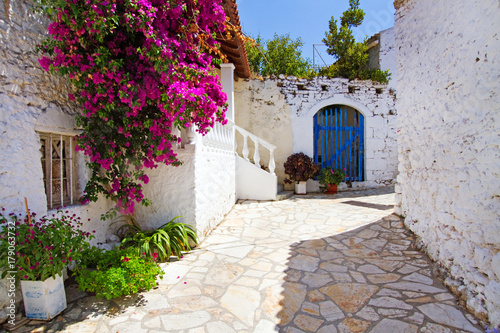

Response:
(7, 187), (485, 333)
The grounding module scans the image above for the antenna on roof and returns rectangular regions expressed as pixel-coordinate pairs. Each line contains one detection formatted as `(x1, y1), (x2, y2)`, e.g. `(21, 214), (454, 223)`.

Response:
(313, 44), (328, 69)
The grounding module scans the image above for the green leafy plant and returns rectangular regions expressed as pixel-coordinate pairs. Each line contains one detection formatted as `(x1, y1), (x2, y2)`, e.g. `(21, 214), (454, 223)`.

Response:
(246, 33), (315, 78)
(317, 167), (347, 186)
(0, 208), (93, 281)
(119, 216), (198, 262)
(75, 246), (163, 300)
(321, 0), (390, 83)
(284, 153), (320, 184)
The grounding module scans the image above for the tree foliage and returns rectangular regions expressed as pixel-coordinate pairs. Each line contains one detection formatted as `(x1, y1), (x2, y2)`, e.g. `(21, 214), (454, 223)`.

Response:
(321, 0), (390, 83)
(246, 33), (314, 78)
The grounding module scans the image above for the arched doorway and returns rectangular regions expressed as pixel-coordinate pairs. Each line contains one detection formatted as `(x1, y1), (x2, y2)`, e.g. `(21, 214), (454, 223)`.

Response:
(313, 105), (364, 181)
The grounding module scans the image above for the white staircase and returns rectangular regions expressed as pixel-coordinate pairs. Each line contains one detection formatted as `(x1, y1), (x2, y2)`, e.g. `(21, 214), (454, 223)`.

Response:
(234, 125), (278, 201)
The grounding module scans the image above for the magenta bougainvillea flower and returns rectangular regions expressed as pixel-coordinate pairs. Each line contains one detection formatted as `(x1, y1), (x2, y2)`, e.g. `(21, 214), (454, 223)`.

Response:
(37, 0), (229, 214)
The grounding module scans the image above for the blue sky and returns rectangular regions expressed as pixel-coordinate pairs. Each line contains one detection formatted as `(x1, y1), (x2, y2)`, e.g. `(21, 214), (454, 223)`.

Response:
(237, 0), (395, 67)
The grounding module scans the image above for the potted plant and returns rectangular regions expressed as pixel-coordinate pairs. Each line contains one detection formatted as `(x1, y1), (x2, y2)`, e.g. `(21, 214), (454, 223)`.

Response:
(284, 153), (320, 194)
(317, 167), (346, 194)
(0, 208), (93, 320)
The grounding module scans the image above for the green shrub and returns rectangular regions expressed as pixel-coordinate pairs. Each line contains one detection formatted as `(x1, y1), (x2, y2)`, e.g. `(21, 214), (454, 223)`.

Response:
(317, 167), (346, 186)
(119, 216), (198, 262)
(75, 246), (164, 300)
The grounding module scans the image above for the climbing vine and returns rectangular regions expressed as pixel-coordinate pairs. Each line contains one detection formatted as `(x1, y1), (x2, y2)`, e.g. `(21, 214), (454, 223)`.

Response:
(36, 0), (229, 214)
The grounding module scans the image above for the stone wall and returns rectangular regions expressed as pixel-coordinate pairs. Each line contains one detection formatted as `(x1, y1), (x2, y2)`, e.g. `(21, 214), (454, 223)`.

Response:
(235, 77), (398, 191)
(394, 0), (500, 325)
(0, 0), (117, 320)
(0, 0), (116, 240)
(279, 76), (398, 190)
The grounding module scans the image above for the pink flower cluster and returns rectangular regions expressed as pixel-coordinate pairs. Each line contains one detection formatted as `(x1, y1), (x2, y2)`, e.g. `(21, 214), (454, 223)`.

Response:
(38, 0), (228, 214)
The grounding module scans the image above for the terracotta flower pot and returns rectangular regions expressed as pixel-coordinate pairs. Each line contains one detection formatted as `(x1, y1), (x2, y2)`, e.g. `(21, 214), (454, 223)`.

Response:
(325, 184), (338, 194)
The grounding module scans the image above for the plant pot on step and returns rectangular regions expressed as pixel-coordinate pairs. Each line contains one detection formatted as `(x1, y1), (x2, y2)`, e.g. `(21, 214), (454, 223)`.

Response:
(295, 181), (307, 194)
(21, 272), (67, 320)
(325, 184), (338, 194)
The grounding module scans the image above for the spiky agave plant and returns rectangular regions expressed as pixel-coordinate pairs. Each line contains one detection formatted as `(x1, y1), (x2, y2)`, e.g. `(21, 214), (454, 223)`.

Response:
(119, 216), (198, 262)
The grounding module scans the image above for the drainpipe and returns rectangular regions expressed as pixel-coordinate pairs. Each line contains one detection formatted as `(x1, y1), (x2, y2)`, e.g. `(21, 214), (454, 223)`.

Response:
(220, 63), (235, 122)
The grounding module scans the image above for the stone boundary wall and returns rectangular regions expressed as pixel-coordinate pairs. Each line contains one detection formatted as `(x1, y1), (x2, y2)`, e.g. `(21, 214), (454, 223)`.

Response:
(235, 76), (398, 191)
(276, 75), (398, 190)
(395, 0), (500, 325)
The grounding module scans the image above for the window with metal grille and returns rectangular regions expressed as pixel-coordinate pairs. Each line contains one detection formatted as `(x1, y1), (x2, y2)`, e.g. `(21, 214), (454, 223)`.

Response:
(38, 132), (79, 209)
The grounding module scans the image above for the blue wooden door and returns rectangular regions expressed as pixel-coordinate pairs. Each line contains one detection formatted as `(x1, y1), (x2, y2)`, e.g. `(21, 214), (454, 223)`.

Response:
(314, 106), (364, 181)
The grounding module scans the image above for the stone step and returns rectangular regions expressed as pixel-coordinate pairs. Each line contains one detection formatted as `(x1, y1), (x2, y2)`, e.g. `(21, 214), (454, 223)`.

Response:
(276, 190), (294, 201)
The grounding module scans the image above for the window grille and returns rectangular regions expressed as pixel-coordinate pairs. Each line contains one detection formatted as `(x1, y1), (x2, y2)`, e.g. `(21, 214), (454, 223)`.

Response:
(38, 132), (78, 209)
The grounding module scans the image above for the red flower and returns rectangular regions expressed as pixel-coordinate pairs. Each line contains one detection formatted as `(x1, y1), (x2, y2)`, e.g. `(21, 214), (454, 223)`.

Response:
(152, 252), (158, 259)
(122, 257), (129, 262)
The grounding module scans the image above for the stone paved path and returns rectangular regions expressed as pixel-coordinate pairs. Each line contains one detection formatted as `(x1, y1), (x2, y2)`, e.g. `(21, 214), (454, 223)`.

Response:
(7, 187), (485, 333)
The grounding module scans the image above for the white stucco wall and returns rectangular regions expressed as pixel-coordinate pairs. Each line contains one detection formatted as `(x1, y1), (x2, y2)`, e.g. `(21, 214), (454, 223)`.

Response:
(395, 0), (500, 325)
(234, 79), (293, 184)
(135, 138), (236, 243)
(279, 76), (398, 190)
(195, 145), (236, 240)
(379, 27), (397, 90)
(134, 147), (197, 232)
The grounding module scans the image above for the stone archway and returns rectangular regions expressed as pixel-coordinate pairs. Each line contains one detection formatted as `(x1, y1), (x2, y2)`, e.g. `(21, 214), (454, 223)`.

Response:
(291, 94), (372, 160)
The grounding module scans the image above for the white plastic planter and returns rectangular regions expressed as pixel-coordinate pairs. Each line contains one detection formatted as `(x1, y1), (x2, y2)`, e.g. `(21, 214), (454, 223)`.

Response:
(294, 181), (307, 194)
(21, 272), (67, 320)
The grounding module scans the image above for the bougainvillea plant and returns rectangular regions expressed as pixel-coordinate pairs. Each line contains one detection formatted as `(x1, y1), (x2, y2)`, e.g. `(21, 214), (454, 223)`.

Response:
(0, 208), (93, 281)
(36, 0), (229, 214)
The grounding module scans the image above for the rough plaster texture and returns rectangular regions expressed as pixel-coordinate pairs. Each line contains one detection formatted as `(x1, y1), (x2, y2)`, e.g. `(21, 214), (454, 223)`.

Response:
(234, 79), (293, 184)
(277, 76), (398, 190)
(134, 147), (197, 232)
(394, 0), (500, 325)
(195, 146), (236, 240)
(379, 27), (397, 90)
(135, 141), (236, 243)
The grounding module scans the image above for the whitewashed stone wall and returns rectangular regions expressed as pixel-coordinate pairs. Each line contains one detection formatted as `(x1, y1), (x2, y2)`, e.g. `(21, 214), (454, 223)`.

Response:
(0, 0), (115, 242)
(395, 0), (500, 326)
(277, 76), (398, 190)
(0, 0), (116, 319)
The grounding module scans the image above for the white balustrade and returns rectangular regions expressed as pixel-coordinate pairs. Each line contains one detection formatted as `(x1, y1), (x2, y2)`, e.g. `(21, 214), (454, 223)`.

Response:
(200, 121), (234, 151)
(234, 125), (276, 175)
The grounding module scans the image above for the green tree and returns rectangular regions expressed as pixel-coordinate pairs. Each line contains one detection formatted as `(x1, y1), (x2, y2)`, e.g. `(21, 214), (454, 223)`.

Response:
(246, 33), (314, 78)
(246, 35), (264, 75)
(321, 0), (390, 83)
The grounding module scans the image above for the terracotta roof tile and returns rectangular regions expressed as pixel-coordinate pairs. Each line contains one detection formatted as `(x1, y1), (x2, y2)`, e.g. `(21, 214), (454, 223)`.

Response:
(217, 0), (251, 79)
